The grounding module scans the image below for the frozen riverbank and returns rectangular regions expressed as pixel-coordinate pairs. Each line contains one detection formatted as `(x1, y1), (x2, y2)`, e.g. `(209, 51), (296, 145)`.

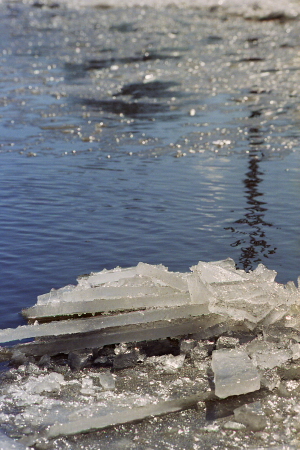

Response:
(1, 259), (300, 448)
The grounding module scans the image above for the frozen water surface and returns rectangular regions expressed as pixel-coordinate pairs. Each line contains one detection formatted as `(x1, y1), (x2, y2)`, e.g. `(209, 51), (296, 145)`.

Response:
(1, 0), (300, 447)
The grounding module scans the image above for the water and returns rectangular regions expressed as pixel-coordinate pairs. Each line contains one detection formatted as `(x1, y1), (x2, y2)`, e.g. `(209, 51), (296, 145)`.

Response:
(1, 0), (300, 330)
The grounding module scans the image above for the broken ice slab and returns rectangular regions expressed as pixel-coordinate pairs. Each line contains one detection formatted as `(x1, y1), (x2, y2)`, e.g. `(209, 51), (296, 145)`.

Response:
(212, 348), (261, 398)
(77, 266), (138, 288)
(0, 431), (29, 450)
(36, 284), (178, 306)
(136, 262), (189, 292)
(23, 292), (191, 321)
(0, 304), (210, 344)
(246, 339), (292, 370)
(43, 393), (214, 440)
(0, 315), (226, 360)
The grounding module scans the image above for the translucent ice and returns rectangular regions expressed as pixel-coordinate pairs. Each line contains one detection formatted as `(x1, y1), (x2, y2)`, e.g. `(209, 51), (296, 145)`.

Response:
(146, 354), (186, 373)
(136, 262), (188, 292)
(23, 292), (190, 321)
(212, 348), (261, 398)
(45, 394), (210, 440)
(234, 401), (267, 431)
(0, 431), (29, 450)
(0, 304), (209, 344)
(246, 340), (292, 370)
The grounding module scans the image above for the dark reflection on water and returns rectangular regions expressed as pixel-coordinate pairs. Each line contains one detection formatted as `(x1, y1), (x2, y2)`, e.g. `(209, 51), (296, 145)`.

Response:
(115, 80), (180, 99)
(79, 98), (178, 119)
(225, 125), (277, 271)
(64, 53), (181, 78)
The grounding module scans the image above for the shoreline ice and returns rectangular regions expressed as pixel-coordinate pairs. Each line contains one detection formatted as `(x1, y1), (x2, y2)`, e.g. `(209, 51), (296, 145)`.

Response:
(1, 258), (300, 448)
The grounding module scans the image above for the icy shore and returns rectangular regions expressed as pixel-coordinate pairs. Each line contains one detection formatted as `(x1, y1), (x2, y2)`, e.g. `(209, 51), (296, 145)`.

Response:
(1, 259), (300, 448)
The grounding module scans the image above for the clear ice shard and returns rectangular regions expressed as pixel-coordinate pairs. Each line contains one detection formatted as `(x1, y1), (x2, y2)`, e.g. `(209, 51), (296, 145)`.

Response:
(212, 348), (261, 398)
(44, 394), (212, 440)
(0, 431), (28, 450)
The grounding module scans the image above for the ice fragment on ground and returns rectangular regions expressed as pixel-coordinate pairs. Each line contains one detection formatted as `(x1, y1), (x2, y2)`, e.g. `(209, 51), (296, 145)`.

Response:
(290, 343), (300, 360)
(180, 339), (197, 354)
(146, 354), (186, 373)
(234, 401), (267, 431)
(0, 431), (29, 450)
(98, 372), (116, 390)
(44, 394), (209, 440)
(216, 336), (239, 350)
(0, 304), (210, 344)
(212, 348), (260, 398)
(23, 372), (65, 395)
(223, 420), (246, 430)
(113, 349), (143, 369)
(191, 258), (247, 283)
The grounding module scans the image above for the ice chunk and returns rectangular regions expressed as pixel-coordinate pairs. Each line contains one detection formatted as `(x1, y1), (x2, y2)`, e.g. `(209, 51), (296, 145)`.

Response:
(136, 262), (188, 292)
(113, 349), (142, 369)
(251, 263), (277, 283)
(290, 343), (300, 360)
(212, 349), (260, 398)
(0, 431), (29, 450)
(215, 336), (239, 350)
(223, 421), (246, 430)
(191, 259), (248, 283)
(246, 339), (292, 369)
(260, 369), (281, 391)
(146, 354), (186, 373)
(23, 373), (65, 395)
(98, 372), (116, 390)
(186, 273), (211, 304)
(234, 401), (267, 431)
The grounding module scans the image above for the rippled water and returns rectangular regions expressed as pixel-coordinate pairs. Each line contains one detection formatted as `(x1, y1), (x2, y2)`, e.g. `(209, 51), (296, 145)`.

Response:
(1, 1), (300, 329)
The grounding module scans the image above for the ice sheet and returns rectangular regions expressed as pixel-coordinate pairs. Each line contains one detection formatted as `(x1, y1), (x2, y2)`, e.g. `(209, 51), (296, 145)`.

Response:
(24, 292), (191, 320)
(212, 348), (261, 398)
(0, 304), (210, 344)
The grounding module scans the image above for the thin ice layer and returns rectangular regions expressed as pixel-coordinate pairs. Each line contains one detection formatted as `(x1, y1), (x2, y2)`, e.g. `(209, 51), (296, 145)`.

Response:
(23, 292), (191, 320)
(0, 304), (210, 344)
(212, 348), (261, 398)
(45, 394), (209, 440)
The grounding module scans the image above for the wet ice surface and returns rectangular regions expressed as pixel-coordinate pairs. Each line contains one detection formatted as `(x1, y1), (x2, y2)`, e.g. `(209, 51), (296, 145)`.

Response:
(2, 260), (300, 448)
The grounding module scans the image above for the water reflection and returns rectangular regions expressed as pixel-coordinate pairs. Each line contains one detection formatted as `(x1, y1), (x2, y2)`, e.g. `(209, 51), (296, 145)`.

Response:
(225, 129), (277, 271)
